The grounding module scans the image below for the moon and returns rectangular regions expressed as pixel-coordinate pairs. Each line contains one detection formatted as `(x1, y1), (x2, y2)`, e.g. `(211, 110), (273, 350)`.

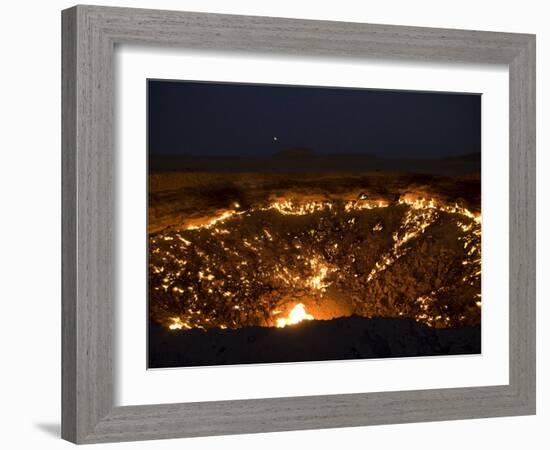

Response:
(273, 136), (278, 141)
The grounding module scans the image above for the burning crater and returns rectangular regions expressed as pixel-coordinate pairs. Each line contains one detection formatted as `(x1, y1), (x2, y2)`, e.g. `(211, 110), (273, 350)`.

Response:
(149, 194), (481, 332)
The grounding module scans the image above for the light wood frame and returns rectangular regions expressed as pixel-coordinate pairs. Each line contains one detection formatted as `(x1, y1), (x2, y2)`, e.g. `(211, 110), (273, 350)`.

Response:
(62, 5), (536, 444)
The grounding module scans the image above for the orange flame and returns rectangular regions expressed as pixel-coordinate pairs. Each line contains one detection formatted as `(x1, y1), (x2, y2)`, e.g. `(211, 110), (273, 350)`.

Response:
(275, 303), (314, 328)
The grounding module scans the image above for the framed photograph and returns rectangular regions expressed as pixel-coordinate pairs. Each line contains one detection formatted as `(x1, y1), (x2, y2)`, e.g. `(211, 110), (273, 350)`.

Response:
(62, 5), (536, 444)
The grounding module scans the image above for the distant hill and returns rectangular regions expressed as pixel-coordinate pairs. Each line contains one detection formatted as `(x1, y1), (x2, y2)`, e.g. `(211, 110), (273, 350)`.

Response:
(272, 148), (382, 160)
(272, 147), (317, 158)
(443, 152), (481, 161)
(148, 151), (481, 176)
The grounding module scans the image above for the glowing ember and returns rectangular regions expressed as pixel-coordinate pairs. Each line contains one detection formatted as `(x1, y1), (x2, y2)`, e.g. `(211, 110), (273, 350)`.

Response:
(276, 303), (314, 328)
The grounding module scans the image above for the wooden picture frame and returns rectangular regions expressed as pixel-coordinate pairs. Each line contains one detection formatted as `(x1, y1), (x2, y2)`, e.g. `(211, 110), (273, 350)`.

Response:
(62, 5), (536, 444)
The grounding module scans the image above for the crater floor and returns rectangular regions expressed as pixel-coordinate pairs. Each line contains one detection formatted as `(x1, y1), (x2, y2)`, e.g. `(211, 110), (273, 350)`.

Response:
(149, 178), (481, 331)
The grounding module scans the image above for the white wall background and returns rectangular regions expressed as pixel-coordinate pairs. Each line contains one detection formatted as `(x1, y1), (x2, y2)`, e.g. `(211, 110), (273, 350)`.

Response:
(0, 1), (546, 448)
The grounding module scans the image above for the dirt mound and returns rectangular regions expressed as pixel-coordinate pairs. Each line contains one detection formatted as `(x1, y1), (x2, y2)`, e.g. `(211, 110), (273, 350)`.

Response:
(148, 316), (481, 368)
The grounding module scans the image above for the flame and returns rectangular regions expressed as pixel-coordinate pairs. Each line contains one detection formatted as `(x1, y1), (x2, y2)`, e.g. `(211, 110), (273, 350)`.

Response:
(398, 195), (481, 224)
(306, 257), (334, 292)
(366, 206), (438, 282)
(345, 199), (389, 211)
(168, 317), (191, 330)
(275, 303), (314, 328)
(266, 200), (333, 215)
(187, 210), (243, 230)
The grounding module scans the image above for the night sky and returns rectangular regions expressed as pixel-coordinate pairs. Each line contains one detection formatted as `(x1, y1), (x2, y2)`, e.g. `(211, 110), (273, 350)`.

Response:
(148, 80), (481, 159)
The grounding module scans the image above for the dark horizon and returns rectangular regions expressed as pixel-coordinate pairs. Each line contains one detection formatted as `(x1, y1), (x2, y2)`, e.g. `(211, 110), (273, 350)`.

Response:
(148, 149), (481, 161)
(148, 80), (481, 160)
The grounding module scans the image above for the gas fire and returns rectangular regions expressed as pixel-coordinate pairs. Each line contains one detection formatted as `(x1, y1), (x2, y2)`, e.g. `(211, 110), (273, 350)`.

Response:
(275, 303), (314, 328)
